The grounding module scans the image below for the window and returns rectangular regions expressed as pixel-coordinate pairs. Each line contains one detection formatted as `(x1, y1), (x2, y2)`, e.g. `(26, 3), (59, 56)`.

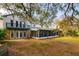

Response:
(16, 21), (18, 27)
(11, 31), (18, 39)
(23, 22), (25, 28)
(20, 32), (22, 37)
(20, 22), (22, 27)
(11, 20), (13, 27)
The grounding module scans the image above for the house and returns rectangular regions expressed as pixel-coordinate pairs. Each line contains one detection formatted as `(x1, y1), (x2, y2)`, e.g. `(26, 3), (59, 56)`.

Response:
(3, 14), (31, 39)
(1, 14), (59, 39)
(0, 19), (3, 29)
(31, 27), (59, 39)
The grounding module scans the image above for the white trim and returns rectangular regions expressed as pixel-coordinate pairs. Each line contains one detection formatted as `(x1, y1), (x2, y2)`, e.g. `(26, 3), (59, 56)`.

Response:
(32, 35), (58, 39)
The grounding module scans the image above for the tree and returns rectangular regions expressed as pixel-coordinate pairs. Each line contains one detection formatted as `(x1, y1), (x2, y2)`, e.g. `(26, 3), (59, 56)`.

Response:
(1, 3), (79, 28)
(0, 3), (58, 28)
(0, 3), (55, 26)
(55, 16), (79, 36)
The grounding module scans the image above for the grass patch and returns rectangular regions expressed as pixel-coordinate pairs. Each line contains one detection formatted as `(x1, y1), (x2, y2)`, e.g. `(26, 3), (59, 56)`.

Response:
(54, 36), (79, 43)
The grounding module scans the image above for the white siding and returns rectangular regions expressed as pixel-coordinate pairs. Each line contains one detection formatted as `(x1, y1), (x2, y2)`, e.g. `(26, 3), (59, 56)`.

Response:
(0, 20), (3, 29)
(3, 15), (31, 29)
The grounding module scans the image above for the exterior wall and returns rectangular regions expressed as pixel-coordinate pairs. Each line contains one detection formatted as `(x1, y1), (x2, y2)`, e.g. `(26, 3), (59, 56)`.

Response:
(0, 20), (3, 29)
(3, 15), (31, 39)
(5, 29), (31, 39)
(3, 15), (31, 29)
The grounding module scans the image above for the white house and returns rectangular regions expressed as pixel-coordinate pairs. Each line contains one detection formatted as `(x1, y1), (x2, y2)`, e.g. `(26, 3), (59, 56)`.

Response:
(0, 20), (3, 29)
(1, 14), (59, 40)
(2, 14), (31, 39)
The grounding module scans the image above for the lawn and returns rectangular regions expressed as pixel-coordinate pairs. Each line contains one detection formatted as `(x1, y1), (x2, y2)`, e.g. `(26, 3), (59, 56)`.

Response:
(54, 36), (79, 43)
(1, 36), (79, 56)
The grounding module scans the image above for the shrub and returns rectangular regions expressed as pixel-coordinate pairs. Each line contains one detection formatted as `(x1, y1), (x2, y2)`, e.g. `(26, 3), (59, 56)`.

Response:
(0, 29), (5, 40)
(52, 29), (63, 36)
(67, 30), (79, 36)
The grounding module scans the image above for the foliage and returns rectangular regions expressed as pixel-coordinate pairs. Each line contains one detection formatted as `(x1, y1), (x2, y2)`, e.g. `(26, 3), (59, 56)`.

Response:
(67, 30), (79, 36)
(1, 3), (79, 28)
(0, 3), (57, 28)
(0, 29), (5, 40)
(55, 16), (79, 36)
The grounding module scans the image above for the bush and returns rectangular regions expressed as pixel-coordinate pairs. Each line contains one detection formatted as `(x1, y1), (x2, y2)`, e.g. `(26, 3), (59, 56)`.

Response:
(67, 30), (79, 36)
(0, 29), (5, 40)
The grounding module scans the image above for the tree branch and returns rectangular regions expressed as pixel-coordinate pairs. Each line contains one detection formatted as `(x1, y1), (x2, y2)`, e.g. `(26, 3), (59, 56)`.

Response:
(64, 3), (70, 17)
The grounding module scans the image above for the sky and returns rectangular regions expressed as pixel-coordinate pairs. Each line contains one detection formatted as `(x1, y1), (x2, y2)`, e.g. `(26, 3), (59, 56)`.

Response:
(0, 3), (79, 17)
(0, 3), (79, 23)
(0, 4), (64, 18)
(0, 3), (79, 29)
(0, 4), (79, 18)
